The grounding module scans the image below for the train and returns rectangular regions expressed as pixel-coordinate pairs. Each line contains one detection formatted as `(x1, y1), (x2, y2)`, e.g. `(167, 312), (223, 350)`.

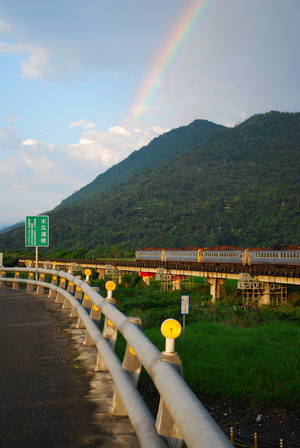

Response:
(135, 246), (300, 266)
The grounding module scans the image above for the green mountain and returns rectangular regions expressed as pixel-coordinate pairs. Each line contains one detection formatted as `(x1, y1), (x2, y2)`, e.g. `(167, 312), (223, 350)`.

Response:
(1, 111), (300, 253)
(58, 119), (225, 207)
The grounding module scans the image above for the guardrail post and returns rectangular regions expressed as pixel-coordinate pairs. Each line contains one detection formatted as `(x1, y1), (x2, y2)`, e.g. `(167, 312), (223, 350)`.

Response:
(74, 285), (83, 300)
(155, 352), (184, 448)
(27, 272), (34, 291)
(62, 281), (75, 309)
(156, 319), (184, 447)
(95, 281), (117, 372)
(82, 293), (92, 309)
(94, 297), (117, 371)
(69, 286), (83, 317)
(102, 300), (117, 348)
(84, 287), (101, 345)
(12, 272), (20, 289)
(36, 273), (46, 294)
(55, 277), (66, 303)
(110, 317), (143, 416)
(0, 270), (7, 289)
(77, 292), (92, 329)
(122, 317), (143, 385)
(67, 280), (75, 295)
(48, 275), (57, 298)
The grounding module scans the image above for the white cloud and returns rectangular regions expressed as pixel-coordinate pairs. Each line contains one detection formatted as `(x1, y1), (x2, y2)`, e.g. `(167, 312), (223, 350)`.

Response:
(108, 126), (131, 137)
(0, 18), (10, 32)
(20, 47), (50, 80)
(5, 115), (23, 123)
(0, 126), (23, 152)
(0, 41), (28, 55)
(63, 124), (168, 167)
(69, 118), (97, 129)
(22, 139), (54, 152)
(0, 122), (168, 224)
(0, 155), (21, 176)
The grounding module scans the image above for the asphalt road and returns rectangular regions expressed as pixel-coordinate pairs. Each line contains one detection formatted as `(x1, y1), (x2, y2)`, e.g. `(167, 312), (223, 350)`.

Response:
(0, 288), (139, 448)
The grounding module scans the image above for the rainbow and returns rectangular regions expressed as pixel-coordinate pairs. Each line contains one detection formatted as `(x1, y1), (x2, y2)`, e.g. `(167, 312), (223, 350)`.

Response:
(132, 0), (215, 121)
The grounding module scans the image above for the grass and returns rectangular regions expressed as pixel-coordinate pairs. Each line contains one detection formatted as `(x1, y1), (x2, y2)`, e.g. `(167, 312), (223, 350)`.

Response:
(175, 321), (300, 406)
(116, 320), (300, 410)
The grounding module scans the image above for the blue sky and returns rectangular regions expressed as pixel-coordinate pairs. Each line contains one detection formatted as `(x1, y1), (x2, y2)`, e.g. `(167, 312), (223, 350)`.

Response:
(0, 0), (299, 227)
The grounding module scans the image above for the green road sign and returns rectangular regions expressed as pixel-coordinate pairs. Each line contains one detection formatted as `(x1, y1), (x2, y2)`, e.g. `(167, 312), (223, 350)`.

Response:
(25, 216), (49, 247)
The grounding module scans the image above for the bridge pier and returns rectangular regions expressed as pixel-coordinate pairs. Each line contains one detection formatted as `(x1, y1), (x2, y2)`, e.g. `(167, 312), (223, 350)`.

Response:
(97, 268), (105, 279)
(261, 284), (271, 306)
(206, 277), (226, 302)
(173, 279), (181, 290)
(140, 272), (155, 286)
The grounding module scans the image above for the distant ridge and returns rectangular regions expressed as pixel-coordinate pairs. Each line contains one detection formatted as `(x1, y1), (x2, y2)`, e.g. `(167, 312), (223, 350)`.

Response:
(0, 222), (24, 234)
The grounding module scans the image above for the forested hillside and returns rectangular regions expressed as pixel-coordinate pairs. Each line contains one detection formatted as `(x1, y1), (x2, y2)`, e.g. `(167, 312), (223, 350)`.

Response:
(58, 119), (225, 207)
(1, 111), (299, 254)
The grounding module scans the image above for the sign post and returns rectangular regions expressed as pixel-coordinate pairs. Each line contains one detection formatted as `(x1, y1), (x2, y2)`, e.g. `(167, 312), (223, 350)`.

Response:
(181, 295), (189, 334)
(25, 216), (49, 274)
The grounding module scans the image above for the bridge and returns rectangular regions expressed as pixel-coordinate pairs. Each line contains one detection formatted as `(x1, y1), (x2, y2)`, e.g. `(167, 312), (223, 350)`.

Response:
(0, 266), (234, 448)
(19, 257), (300, 305)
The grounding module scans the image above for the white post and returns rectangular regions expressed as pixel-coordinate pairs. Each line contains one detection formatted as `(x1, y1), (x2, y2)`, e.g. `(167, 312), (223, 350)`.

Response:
(165, 338), (175, 354)
(35, 246), (39, 281)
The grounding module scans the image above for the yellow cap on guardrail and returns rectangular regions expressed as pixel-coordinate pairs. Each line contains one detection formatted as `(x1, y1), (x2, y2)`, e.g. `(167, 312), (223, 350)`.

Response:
(161, 318), (182, 354)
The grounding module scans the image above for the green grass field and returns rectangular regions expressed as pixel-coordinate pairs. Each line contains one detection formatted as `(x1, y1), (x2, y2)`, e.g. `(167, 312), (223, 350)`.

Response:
(141, 321), (300, 408)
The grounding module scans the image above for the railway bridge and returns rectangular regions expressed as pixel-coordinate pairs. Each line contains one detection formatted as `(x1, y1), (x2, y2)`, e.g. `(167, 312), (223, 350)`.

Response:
(19, 257), (300, 305)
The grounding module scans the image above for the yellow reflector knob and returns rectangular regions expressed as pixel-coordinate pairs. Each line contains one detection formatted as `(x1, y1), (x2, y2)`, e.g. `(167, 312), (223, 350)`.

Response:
(129, 346), (136, 356)
(53, 276), (57, 280)
(106, 281), (116, 291)
(161, 319), (182, 339)
(76, 286), (81, 291)
(70, 282), (74, 286)
(41, 274), (45, 277)
(85, 269), (92, 276)
(53, 262), (57, 266)
(93, 304), (100, 312)
(61, 278), (65, 283)
(84, 295), (90, 301)
(107, 319), (114, 327)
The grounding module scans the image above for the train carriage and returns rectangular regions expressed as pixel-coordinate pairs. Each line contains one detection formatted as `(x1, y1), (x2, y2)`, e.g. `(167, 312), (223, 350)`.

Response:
(136, 248), (162, 261)
(248, 247), (300, 265)
(164, 249), (199, 263)
(200, 247), (244, 264)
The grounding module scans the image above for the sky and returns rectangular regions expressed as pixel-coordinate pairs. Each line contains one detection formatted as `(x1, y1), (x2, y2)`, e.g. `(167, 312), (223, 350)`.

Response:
(0, 0), (299, 228)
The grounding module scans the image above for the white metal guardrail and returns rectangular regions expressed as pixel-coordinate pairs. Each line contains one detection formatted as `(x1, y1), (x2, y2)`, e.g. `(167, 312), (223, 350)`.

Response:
(0, 267), (233, 448)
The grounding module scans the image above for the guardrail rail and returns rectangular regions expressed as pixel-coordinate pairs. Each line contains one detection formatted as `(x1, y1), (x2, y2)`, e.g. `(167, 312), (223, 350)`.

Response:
(0, 267), (233, 448)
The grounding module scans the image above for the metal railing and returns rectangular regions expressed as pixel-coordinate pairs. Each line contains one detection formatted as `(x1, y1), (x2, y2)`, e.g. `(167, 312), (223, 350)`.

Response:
(0, 267), (233, 448)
